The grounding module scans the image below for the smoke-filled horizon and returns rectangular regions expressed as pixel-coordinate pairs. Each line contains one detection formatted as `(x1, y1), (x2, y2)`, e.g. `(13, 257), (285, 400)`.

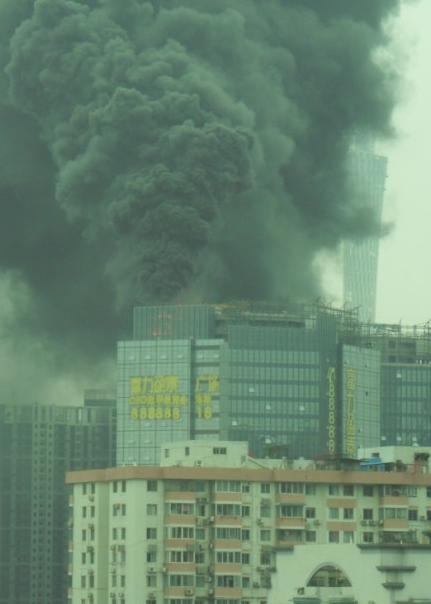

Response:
(0, 0), (401, 402)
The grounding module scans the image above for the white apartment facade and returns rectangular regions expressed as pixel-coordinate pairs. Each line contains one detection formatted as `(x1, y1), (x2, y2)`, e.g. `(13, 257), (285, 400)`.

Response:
(66, 442), (431, 604)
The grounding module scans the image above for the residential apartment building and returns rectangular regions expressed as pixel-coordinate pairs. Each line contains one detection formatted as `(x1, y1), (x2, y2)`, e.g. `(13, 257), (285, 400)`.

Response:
(0, 397), (115, 604)
(66, 441), (431, 604)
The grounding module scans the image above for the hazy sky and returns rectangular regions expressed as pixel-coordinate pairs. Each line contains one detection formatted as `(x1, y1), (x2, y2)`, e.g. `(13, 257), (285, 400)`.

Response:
(376, 0), (431, 325)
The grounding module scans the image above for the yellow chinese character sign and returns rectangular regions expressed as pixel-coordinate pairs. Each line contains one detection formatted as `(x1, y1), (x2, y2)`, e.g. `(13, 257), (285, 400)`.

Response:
(344, 368), (357, 457)
(128, 375), (187, 421)
(327, 367), (336, 454)
(194, 374), (220, 421)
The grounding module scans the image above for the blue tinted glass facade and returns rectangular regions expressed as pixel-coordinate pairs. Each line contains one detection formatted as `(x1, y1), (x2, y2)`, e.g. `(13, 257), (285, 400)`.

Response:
(381, 364), (431, 447)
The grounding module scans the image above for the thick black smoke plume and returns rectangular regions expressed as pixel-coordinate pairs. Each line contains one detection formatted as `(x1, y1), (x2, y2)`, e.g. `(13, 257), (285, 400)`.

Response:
(0, 0), (401, 399)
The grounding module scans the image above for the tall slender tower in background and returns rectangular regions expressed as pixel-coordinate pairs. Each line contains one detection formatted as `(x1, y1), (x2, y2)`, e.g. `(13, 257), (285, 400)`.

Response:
(342, 135), (387, 322)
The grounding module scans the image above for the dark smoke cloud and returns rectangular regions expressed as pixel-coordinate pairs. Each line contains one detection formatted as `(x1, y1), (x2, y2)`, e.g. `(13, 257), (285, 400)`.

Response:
(0, 0), (402, 399)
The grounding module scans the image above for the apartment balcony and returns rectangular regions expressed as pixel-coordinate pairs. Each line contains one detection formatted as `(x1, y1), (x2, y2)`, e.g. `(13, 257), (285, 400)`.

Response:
(276, 517), (306, 528)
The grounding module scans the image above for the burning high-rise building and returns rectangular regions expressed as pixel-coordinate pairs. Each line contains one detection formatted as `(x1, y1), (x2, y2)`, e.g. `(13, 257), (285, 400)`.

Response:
(116, 303), (381, 465)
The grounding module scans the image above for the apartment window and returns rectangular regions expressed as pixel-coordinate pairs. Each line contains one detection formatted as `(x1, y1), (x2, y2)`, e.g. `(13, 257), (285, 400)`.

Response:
(169, 503), (195, 515)
(112, 528), (117, 540)
(121, 528), (126, 540)
(382, 508), (407, 520)
(426, 486), (431, 498)
(196, 574), (205, 587)
(213, 447), (227, 455)
(146, 550), (157, 563)
(168, 574), (194, 586)
(241, 529), (250, 541)
(147, 504), (157, 515)
(363, 485), (374, 496)
(90, 506), (95, 518)
(82, 484), (87, 495)
(147, 480), (158, 492)
(171, 550), (194, 563)
(146, 528), (157, 539)
(343, 531), (354, 543)
(260, 504), (271, 518)
(241, 505), (250, 517)
(363, 508), (373, 520)
(185, 446), (190, 456)
(328, 485), (339, 495)
(242, 483), (250, 493)
(260, 529), (271, 542)
(216, 575), (240, 587)
(279, 505), (303, 518)
(113, 481), (118, 493)
(171, 527), (194, 539)
(121, 480), (126, 493)
(111, 574), (117, 587)
(279, 482), (304, 494)
(82, 507), (87, 519)
(81, 576), (86, 588)
(329, 531), (339, 543)
(82, 529), (86, 542)
(343, 508), (354, 520)
(146, 575), (157, 587)
(242, 576), (251, 588)
(197, 504), (206, 517)
(408, 508), (418, 521)
(305, 530), (316, 542)
(216, 551), (241, 564)
(81, 552), (86, 564)
(343, 485), (354, 496)
(215, 504), (241, 516)
(90, 483), (95, 494)
(261, 482), (271, 493)
(328, 508), (339, 520)
(363, 531), (374, 543)
(260, 550), (271, 565)
(196, 528), (205, 540)
(305, 484), (317, 495)
(242, 552), (250, 565)
(305, 507), (316, 519)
